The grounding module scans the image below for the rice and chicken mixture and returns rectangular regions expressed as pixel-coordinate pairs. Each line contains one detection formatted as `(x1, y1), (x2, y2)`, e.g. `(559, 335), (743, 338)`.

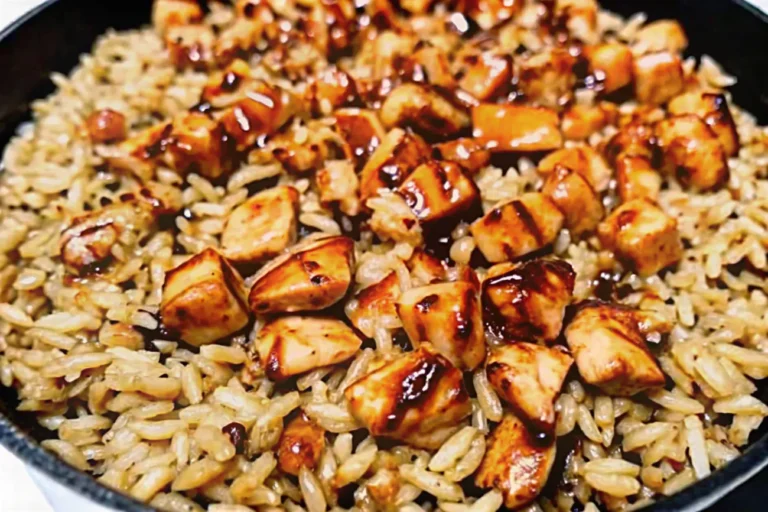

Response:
(1, 0), (768, 510)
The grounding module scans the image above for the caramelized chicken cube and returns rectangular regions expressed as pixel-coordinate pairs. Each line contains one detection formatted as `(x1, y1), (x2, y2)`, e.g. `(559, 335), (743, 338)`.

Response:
(482, 259), (575, 342)
(277, 414), (326, 476)
(668, 91), (740, 156)
(316, 160), (361, 217)
(397, 161), (479, 223)
(458, 52), (512, 101)
(380, 83), (470, 138)
(560, 102), (617, 141)
(603, 122), (656, 164)
(85, 109), (126, 144)
(542, 165), (603, 236)
(538, 146), (612, 192)
(201, 59), (252, 105)
(161, 248), (250, 346)
(597, 198), (683, 276)
(166, 24), (214, 70)
(139, 181), (184, 215)
(221, 186), (299, 264)
(306, 66), (359, 116)
(248, 235), (355, 314)
(214, 16), (268, 66)
(616, 155), (662, 202)
(256, 316), (361, 380)
(405, 46), (457, 89)
(152, 0), (203, 34)
(396, 281), (484, 370)
(369, 31), (418, 80)
(359, 128), (429, 202)
(344, 346), (471, 448)
(475, 413), (556, 509)
(634, 20), (688, 54)
(556, 0), (599, 44)
(108, 122), (173, 181)
(219, 82), (294, 152)
(584, 43), (633, 94)
(433, 138), (491, 175)
(472, 104), (562, 152)
(486, 343), (573, 435)
(334, 108), (386, 169)
(633, 52), (684, 105)
(470, 193), (564, 262)
(565, 302), (665, 395)
(516, 48), (577, 108)
(347, 272), (401, 338)
(163, 113), (229, 179)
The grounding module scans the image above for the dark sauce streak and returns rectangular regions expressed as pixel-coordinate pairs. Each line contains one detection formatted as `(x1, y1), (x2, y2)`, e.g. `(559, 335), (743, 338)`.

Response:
(385, 356), (446, 431)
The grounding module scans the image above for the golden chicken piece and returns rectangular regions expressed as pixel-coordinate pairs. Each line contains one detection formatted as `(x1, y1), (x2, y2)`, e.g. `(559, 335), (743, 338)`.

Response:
(565, 302), (665, 395)
(277, 414), (326, 476)
(107, 121), (172, 181)
(404, 45), (457, 89)
(542, 165), (604, 236)
(433, 138), (491, 175)
(334, 108), (386, 169)
(221, 186), (299, 264)
(161, 248), (250, 346)
(347, 272), (401, 338)
(655, 114), (729, 191)
(316, 160), (361, 217)
(538, 146), (612, 192)
(633, 52), (684, 105)
(458, 52), (512, 101)
(603, 122), (656, 164)
(560, 102), (617, 141)
(163, 113), (231, 179)
(481, 258), (575, 342)
(248, 235), (355, 314)
(486, 343), (573, 435)
(165, 24), (214, 70)
(634, 20), (688, 54)
(256, 316), (362, 381)
(306, 67), (359, 116)
(472, 104), (563, 152)
(407, 249), (448, 285)
(219, 82), (295, 152)
(616, 154), (662, 202)
(201, 59), (252, 105)
(556, 0), (599, 44)
(584, 42), (633, 94)
(475, 413), (556, 509)
(516, 48), (577, 108)
(152, 0), (203, 34)
(668, 91), (740, 156)
(470, 193), (564, 263)
(139, 181), (184, 215)
(396, 281), (485, 370)
(344, 346), (471, 449)
(598, 198), (683, 277)
(304, 0), (357, 57)
(359, 128), (429, 202)
(466, 0), (523, 31)
(397, 161), (479, 223)
(380, 83), (470, 138)
(85, 109), (126, 144)
(214, 15), (269, 66)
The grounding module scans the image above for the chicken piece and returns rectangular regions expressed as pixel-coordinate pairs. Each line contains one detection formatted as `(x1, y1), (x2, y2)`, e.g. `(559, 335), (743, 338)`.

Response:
(369, 31), (418, 80)
(407, 248), (448, 285)
(655, 114), (729, 191)
(396, 281), (484, 370)
(458, 52), (512, 101)
(404, 45), (457, 89)
(486, 343), (573, 436)
(163, 113), (231, 179)
(380, 83), (470, 138)
(542, 165), (603, 236)
(219, 82), (295, 152)
(85, 109), (126, 144)
(359, 128), (429, 202)
(347, 272), (401, 338)
(401, 0), (433, 14)
(433, 138), (491, 175)
(316, 160), (361, 217)
(633, 52), (684, 105)
(334, 109), (386, 169)
(108, 121), (173, 181)
(397, 161), (479, 224)
(306, 67), (359, 116)
(556, 0), (599, 44)
(565, 302), (665, 395)
(584, 43), (633, 94)
(472, 104), (562, 152)
(597, 198), (683, 276)
(248, 235), (355, 314)
(560, 102), (617, 141)
(267, 132), (330, 175)
(214, 16), (268, 66)
(538, 146), (612, 192)
(470, 193), (564, 263)
(616, 155), (662, 202)
(466, 0), (523, 30)
(516, 48), (577, 108)
(165, 24), (214, 70)
(201, 59), (252, 105)
(482, 259), (575, 342)
(221, 186), (299, 264)
(634, 20), (688, 54)
(161, 248), (250, 346)
(256, 316), (362, 380)
(668, 91), (739, 156)
(475, 413), (556, 509)
(277, 414), (326, 476)
(603, 122), (656, 164)
(139, 181), (184, 215)
(304, 0), (357, 56)
(344, 346), (471, 448)
(152, 0), (203, 34)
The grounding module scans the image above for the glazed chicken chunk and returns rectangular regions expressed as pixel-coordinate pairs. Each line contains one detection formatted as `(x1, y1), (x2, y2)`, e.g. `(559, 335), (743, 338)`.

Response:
(161, 248), (250, 346)
(334, 108), (386, 168)
(556, 0), (599, 44)
(277, 414), (326, 476)
(538, 145), (612, 192)
(305, 66), (359, 116)
(316, 160), (361, 217)
(516, 48), (577, 108)
(359, 128), (429, 202)
(396, 281), (485, 370)
(248, 235), (355, 314)
(458, 52), (512, 101)
(615, 154), (662, 202)
(668, 91), (740, 156)
(634, 19), (688, 54)
(542, 165), (604, 236)
(565, 302), (665, 395)
(632, 52), (684, 105)
(584, 42), (633, 94)
(347, 272), (402, 338)
(397, 161), (479, 223)
(433, 138), (491, 175)
(152, 0), (203, 34)
(486, 343), (573, 436)
(165, 24), (214, 69)
(380, 83), (470, 138)
(560, 102), (618, 141)
(472, 104), (563, 152)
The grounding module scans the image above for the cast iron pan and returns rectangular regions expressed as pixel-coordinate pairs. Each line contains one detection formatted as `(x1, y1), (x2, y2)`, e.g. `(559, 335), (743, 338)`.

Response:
(0, 1), (767, 510)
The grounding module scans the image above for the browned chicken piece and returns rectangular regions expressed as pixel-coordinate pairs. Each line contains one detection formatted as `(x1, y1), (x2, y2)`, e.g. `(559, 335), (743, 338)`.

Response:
(262, 132), (331, 175)
(359, 128), (429, 202)
(165, 24), (214, 70)
(277, 414), (326, 476)
(347, 272), (401, 338)
(306, 67), (359, 116)
(108, 121), (173, 181)
(334, 108), (386, 169)
(433, 139), (488, 176)
(472, 104), (563, 152)
(139, 181), (184, 215)
(221, 186), (299, 264)
(85, 109), (126, 144)
(542, 165), (603, 236)
(584, 42), (633, 94)
(537, 146), (612, 192)
(482, 259), (575, 342)
(603, 122), (656, 164)
(565, 301), (665, 395)
(201, 59), (252, 105)
(256, 316), (361, 381)
(655, 114), (729, 191)
(380, 83), (470, 138)
(486, 343), (573, 435)
(214, 15), (270, 66)
(219, 82), (295, 152)
(248, 235), (355, 314)
(344, 346), (471, 449)
(152, 0), (203, 34)
(668, 91), (740, 156)
(161, 248), (250, 346)
(555, 0), (599, 44)
(634, 20), (688, 54)
(475, 413), (556, 509)
(397, 161), (479, 223)
(407, 248), (448, 285)
(470, 193), (564, 263)
(316, 160), (361, 217)
(516, 48), (577, 108)
(466, 0), (523, 30)
(370, 31), (418, 80)
(396, 281), (485, 370)
(458, 52), (512, 101)
(616, 154), (662, 202)
(163, 112), (230, 179)
(598, 198), (683, 276)
(404, 45), (457, 89)
(304, 0), (357, 56)
(560, 102), (618, 141)
(633, 52), (684, 105)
